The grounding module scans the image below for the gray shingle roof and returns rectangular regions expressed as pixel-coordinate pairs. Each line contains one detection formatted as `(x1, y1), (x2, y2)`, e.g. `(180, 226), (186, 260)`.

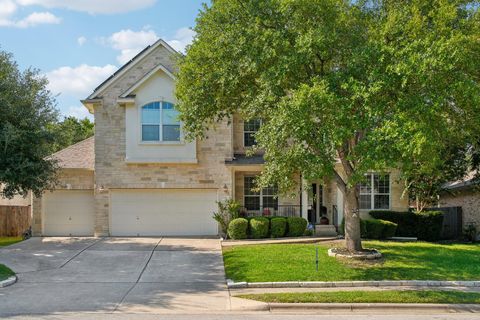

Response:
(225, 154), (265, 165)
(50, 137), (94, 170)
(442, 170), (479, 191)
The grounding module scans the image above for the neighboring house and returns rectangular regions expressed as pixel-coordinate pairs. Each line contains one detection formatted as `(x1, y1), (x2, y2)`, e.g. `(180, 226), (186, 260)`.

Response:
(31, 39), (409, 237)
(440, 170), (480, 229)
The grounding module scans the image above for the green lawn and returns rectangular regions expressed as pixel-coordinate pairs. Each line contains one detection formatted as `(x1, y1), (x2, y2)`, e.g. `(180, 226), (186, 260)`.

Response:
(0, 264), (14, 281)
(0, 237), (22, 247)
(238, 290), (480, 304)
(223, 241), (480, 282)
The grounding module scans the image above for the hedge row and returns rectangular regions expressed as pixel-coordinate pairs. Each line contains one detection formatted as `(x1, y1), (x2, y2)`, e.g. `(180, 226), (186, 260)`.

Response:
(370, 210), (444, 241)
(227, 216), (308, 240)
(340, 218), (397, 239)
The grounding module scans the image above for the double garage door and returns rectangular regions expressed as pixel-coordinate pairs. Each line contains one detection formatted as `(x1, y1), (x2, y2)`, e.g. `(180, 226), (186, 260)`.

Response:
(42, 189), (218, 236)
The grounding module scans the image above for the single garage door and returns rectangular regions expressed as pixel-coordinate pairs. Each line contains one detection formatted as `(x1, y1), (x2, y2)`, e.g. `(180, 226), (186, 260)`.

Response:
(43, 190), (95, 236)
(110, 189), (218, 236)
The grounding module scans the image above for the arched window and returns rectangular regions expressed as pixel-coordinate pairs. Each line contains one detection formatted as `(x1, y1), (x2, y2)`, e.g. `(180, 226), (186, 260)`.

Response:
(141, 101), (181, 142)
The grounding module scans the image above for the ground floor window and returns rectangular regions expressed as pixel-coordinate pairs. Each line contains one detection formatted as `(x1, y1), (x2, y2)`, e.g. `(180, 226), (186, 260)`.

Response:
(244, 176), (278, 211)
(359, 173), (390, 210)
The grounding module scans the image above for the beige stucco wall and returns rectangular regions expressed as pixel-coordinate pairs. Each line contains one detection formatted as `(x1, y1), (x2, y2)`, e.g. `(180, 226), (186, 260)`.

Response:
(92, 44), (233, 236)
(439, 189), (480, 228)
(32, 169), (94, 236)
(124, 70), (197, 163)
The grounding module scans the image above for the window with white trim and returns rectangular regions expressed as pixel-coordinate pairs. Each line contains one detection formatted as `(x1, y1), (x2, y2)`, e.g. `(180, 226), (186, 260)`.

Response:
(141, 101), (181, 142)
(244, 176), (278, 211)
(243, 119), (261, 147)
(359, 173), (390, 210)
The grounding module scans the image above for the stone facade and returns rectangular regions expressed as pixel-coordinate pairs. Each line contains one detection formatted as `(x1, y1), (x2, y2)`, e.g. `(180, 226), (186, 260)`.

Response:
(440, 188), (480, 228)
(92, 44), (233, 236)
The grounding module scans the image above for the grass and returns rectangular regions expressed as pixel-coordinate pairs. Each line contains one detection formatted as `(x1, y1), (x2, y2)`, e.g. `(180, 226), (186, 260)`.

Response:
(0, 237), (22, 247)
(238, 290), (480, 304)
(223, 241), (480, 282)
(0, 264), (14, 281)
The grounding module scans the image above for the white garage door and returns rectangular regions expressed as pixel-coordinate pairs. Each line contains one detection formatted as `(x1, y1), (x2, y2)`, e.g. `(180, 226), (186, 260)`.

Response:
(43, 190), (94, 236)
(110, 189), (218, 236)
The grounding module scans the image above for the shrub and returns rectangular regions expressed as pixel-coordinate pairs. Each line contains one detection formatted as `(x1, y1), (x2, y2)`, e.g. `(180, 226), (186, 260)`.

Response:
(340, 218), (367, 238)
(369, 210), (417, 237)
(416, 211), (444, 241)
(364, 219), (384, 239)
(212, 199), (241, 237)
(286, 217), (308, 237)
(227, 218), (248, 240)
(249, 217), (270, 239)
(380, 220), (398, 238)
(270, 217), (287, 238)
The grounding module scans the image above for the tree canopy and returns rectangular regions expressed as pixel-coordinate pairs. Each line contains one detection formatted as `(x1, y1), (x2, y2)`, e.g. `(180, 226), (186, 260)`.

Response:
(0, 50), (59, 199)
(176, 0), (480, 251)
(48, 116), (94, 153)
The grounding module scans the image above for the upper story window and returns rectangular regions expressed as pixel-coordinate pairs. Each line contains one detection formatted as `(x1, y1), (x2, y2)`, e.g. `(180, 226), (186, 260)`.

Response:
(141, 101), (181, 142)
(244, 119), (261, 147)
(359, 173), (390, 210)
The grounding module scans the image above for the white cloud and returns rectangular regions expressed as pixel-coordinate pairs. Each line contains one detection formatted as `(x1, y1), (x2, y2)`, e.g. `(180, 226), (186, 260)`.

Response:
(103, 28), (159, 64)
(66, 105), (93, 120)
(0, 0), (60, 28)
(77, 36), (87, 46)
(16, 0), (156, 14)
(101, 27), (196, 65)
(46, 64), (118, 96)
(0, 0), (17, 21)
(166, 27), (195, 53)
(15, 11), (60, 28)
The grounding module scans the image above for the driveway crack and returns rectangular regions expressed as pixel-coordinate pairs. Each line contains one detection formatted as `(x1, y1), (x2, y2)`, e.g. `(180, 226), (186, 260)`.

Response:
(111, 237), (163, 313)
(58, 238), (103, 269)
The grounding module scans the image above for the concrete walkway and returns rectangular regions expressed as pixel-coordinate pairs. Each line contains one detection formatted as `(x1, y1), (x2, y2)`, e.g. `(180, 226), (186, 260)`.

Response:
(0, 237), (230, 316)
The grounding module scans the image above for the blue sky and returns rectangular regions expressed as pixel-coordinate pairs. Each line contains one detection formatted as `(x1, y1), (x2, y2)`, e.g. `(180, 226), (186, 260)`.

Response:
(0, 0), (206, 120)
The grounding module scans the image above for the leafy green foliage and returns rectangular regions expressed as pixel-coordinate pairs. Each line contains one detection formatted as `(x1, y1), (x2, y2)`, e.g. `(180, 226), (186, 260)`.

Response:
(381, 220), (398, 239)
(369, 210), (418, 237)
(286, 217), (308, 237)
(177, 0), (480, 251)
(249, 217), (270, 239)
(48, 116), (94, 153)
(270, 217), (287, 238)
(416, 211), (444, 242)
(364, 219), (385, 239)
(213, 198), (241, 237)
(0, 50), (59, 199)
(370, 210), (444, 241)
(228, 218), (248, 240)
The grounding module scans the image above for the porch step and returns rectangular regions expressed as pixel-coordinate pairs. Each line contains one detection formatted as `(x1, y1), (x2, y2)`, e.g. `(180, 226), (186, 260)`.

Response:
(315, 225), (338, 237)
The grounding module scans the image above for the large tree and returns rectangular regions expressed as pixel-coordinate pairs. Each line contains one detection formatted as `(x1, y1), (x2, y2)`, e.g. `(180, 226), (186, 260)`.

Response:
(176, 0), (480, 252)
(0, 50), (59, 199)
(48, 116), (94, 153)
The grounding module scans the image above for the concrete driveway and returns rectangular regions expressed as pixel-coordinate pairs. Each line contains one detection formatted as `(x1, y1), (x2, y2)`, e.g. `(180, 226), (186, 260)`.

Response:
(0, 237), (230, 316)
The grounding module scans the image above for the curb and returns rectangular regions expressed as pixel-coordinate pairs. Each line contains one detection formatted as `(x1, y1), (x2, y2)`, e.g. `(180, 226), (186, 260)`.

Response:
(267, 303), (480, 313)
(227, 279), (480, 289)
(0, 276), (17, 288)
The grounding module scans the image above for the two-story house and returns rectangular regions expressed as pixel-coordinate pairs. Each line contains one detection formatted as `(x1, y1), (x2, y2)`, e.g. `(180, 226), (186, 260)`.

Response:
(31, 39), (409, 237)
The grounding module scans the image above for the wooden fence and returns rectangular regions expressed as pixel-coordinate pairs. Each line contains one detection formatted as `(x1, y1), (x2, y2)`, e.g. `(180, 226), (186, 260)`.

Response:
(0, 205), (31, 237)
(426, 206), (463, 240)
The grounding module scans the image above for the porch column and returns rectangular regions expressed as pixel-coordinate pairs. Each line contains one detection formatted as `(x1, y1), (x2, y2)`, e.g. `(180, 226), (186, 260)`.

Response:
(301, 177), (308, 219)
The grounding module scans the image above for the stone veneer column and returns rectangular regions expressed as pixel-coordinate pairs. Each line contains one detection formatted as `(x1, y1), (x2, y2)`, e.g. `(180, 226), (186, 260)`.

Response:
(94, 189), (110, 236)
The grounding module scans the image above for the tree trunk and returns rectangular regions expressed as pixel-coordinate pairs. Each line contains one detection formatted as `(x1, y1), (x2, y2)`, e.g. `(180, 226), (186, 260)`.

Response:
(344, 184), (363, 252)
